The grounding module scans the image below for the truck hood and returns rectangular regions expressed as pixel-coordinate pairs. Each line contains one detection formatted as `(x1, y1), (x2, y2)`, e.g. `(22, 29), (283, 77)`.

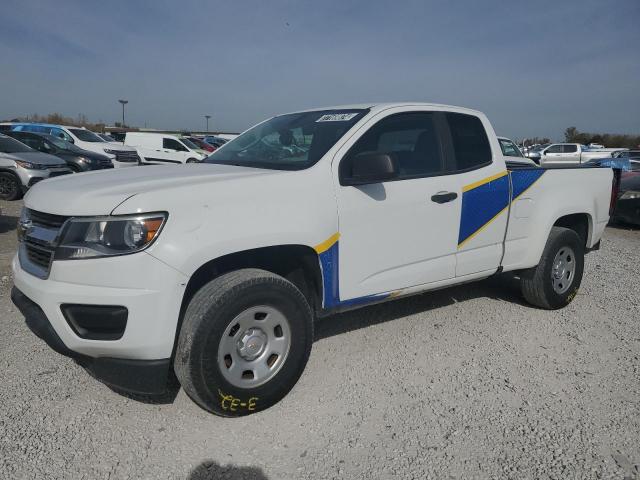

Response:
(24, 164), (275, 216)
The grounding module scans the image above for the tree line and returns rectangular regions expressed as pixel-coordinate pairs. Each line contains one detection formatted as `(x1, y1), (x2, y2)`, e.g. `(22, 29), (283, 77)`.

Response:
(564, 127), (640, 148)
(2, 113), (106, 132)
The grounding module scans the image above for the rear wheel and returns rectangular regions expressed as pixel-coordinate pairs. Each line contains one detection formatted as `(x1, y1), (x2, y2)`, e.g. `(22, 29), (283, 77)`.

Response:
(175, 269), (313, 416)
(0, 172), (22, 201)
(186, 158), (199, 163)
(521, 227), (584, 309)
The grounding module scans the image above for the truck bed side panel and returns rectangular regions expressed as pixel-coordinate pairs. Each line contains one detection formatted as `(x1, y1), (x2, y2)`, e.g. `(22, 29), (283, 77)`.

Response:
(502, 167), (612, 272)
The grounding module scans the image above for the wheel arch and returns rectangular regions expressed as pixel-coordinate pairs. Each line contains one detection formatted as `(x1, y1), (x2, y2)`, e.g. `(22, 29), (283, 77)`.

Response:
(179, 244), (324, 322)
(552, 212), (593, 248)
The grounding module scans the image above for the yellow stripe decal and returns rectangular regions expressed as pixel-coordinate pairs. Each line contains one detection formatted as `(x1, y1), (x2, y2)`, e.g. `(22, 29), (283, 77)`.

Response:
(314, 232), (340, 254)
(462, 170), (508, 193)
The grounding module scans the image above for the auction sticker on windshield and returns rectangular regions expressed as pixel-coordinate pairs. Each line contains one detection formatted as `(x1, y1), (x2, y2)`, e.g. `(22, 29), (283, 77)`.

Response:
(316, 113), (359, 122)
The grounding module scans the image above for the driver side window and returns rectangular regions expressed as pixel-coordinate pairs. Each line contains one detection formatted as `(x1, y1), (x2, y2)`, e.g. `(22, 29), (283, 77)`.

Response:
(341, 112), (445, 181)
(546, 145), (562, 153)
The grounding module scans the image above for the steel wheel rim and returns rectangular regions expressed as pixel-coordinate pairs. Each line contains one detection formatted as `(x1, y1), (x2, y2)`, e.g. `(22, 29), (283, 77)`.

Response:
(217, 305), (291, 389)
(0, 177), (15, 195)
(551, 246), (575, 294)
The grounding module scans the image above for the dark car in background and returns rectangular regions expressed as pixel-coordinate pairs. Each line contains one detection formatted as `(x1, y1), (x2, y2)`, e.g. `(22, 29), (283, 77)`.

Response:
(612, 160), (640, 226)
(613, 150), (640, 160)
(0, 133), (71, 200)
(186, 136), (216, 152)
(5, 131), (113, 172)
(203, 135), (228, 148)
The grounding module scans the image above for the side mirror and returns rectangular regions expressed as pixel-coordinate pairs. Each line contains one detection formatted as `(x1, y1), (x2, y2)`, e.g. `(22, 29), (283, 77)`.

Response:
(343, 152), (398, 186)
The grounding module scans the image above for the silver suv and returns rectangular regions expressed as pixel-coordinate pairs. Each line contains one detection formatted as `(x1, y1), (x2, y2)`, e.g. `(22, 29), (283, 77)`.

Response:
(0, 133), (72, 200)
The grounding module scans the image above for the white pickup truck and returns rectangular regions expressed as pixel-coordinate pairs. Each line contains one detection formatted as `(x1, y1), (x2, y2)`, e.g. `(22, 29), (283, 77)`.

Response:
(11, 103), (617, 416)
(539, 143), (622, 166)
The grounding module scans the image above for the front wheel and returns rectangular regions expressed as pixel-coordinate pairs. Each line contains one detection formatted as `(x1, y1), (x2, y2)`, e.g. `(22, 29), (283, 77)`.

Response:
(521, 227), (585, 309)
(185, 158), (199, 163)
(175, 269), (313, 416)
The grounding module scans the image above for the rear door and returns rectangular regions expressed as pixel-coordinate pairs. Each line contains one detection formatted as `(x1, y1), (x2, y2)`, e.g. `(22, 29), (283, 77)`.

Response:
(562, 144), (580, 163)
(447, 113), (510, 276)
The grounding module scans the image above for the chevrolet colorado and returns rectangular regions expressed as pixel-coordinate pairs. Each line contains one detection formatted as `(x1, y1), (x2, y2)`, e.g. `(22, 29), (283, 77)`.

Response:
(12, 103), (617, 416)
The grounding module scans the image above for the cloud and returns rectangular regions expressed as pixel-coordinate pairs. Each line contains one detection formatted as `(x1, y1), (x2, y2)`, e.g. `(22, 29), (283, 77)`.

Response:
(1, 0), (638, 139)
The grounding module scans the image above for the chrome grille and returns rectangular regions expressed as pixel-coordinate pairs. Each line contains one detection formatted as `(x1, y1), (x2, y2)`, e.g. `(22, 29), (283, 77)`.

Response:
(20, 209), (69, 279)
(28, 209), (69, 229)
(114, 151), (140, 163)
(25, 243), (53, 270)
(99, 158), (114, 168)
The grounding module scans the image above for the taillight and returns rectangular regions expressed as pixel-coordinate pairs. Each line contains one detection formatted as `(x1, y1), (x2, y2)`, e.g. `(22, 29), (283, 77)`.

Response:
(609, 169), (621, 217)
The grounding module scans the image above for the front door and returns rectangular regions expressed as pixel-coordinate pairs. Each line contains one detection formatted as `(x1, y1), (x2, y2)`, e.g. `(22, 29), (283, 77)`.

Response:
(541, 144), (564, 165)
(334, 110), (461, 301)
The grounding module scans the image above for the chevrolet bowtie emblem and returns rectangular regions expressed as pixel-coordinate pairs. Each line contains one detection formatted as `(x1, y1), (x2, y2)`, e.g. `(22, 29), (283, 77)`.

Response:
(18, 219), (33, 240)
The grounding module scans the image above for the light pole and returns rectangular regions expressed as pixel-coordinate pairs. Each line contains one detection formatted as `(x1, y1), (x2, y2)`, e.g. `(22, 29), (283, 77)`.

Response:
(205, 115), (211, 133)
(118, 99), (128, 127)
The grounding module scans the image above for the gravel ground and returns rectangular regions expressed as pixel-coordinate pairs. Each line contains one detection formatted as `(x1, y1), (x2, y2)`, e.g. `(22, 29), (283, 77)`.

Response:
(1, 198), (639, 480)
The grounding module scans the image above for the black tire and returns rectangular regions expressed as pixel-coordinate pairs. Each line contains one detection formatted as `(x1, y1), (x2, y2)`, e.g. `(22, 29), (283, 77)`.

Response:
(521, 227), (584, 309)
(0, 172), (22, 201)
(174, 268), (313, 416)
(186, 158), (199, 164)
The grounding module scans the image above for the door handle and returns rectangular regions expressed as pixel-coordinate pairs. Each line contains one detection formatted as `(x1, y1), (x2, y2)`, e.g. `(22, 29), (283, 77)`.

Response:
(431, 191), (458, 204)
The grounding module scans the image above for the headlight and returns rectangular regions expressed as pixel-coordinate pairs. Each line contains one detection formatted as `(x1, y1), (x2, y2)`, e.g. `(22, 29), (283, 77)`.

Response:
(103, 149), (118, 155)
(55, 213), (167, 260)
(15, 160), (47, 170)
(620, 190), (640, 200)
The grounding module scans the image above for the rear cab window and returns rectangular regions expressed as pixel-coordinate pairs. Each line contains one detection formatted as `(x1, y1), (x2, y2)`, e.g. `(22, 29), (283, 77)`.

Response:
(445, 112), (492, 171)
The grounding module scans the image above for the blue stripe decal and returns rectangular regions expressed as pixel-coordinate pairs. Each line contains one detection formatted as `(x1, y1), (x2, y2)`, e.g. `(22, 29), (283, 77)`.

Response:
(511, 169), (545, 199)
(318, 240), (340, 308)
(316, 236), (394, 309)
(457, 169), (546, 247)
(458, 174), (510, 246)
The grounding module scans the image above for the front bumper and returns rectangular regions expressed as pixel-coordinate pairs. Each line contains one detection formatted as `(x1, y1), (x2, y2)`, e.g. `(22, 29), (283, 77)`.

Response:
(11, 287), (171, 394)
(17, 166), (72, 191)
(12, 249), (189, 391)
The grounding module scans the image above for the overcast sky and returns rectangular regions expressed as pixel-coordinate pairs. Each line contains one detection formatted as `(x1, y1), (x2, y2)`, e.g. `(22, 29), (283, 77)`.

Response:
(1, 0), (638, 140)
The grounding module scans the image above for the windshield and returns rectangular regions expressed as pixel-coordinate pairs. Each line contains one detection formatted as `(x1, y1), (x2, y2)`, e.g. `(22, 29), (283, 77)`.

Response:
(69, 128), (104, 142)
(180, 138), (199, 149)
(499, 139), (523, 157)
(0, 135), (33, 153)
(205, 109), (369, 170)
